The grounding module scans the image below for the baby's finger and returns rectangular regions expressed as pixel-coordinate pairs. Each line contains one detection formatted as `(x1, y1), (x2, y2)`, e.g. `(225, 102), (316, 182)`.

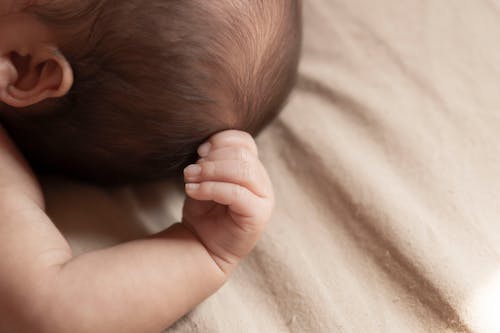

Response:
(198, 130), (258, 157)
(185, 182), (270, 221)
(184, 160), (271, 198)
(197, 146), (255, 164)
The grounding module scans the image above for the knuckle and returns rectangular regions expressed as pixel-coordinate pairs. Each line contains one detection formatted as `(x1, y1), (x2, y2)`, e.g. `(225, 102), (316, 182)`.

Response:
(242, 133), (258, 152)
(236, 147), (251, 163)
(212, 129), (238, 143)
(238, 160), (254, 182)
(201, 161), (215, 178)
(240, 131), (253, 142)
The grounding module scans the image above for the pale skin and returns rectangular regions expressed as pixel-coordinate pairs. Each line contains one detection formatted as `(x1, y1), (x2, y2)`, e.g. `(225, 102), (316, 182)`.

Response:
(0, 2), (275, 332)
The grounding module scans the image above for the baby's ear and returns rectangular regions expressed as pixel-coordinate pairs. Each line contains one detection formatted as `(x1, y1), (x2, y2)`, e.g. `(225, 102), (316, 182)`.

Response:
(0, 46), (73, 108)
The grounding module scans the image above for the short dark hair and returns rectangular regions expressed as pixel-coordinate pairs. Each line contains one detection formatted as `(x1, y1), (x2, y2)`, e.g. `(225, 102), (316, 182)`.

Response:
(0, 0), (302, 184)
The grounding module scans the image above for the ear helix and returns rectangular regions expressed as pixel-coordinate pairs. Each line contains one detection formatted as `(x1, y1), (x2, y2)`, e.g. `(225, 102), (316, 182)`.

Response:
(0, 46), (73, 108)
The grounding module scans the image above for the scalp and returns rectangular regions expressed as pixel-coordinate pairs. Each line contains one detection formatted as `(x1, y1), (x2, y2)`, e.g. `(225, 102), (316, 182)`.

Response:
(1, 0), (302, 184)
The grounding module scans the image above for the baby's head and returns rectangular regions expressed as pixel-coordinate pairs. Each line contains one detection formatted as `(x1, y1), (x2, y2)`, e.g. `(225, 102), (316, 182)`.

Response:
(0, 0), (302, 184)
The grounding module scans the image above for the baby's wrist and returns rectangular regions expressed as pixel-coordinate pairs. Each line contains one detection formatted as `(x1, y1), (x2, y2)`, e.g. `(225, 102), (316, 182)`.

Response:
(179, 220), (242, 276)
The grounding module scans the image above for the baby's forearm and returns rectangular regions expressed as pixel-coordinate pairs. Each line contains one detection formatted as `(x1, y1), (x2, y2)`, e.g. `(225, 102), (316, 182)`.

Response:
(47, 224), (226, 333)
(0, 196), (227, 333)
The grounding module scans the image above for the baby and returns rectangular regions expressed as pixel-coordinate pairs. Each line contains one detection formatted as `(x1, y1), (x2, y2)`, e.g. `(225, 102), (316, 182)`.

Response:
(0, 0), (301, 332)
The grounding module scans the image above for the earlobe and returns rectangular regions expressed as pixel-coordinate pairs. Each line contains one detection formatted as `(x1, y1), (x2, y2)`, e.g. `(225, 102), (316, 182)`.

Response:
(0, 46), (73, 108)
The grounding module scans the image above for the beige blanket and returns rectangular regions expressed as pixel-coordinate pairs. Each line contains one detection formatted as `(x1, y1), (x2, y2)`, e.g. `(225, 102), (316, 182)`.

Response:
(44, 1), (500, 332)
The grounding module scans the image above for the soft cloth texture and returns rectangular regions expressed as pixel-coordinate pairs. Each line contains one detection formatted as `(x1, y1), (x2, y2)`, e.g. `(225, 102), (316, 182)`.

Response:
(44, 0), (500, 332)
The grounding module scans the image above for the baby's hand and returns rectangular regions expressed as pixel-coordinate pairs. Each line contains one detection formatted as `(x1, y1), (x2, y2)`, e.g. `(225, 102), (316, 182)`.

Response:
(182, 130), (274, 274)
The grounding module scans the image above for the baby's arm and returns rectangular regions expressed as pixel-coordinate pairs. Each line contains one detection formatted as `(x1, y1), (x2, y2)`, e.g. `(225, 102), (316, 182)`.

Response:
(0, 129), (273, 333)
(0, 205), (225, 332)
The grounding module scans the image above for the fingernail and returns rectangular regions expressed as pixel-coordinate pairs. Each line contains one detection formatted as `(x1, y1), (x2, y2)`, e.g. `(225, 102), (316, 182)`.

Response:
(184, 164), (202, 178)
(186, 183), (200, 191)
(198, 142), (212, 157)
